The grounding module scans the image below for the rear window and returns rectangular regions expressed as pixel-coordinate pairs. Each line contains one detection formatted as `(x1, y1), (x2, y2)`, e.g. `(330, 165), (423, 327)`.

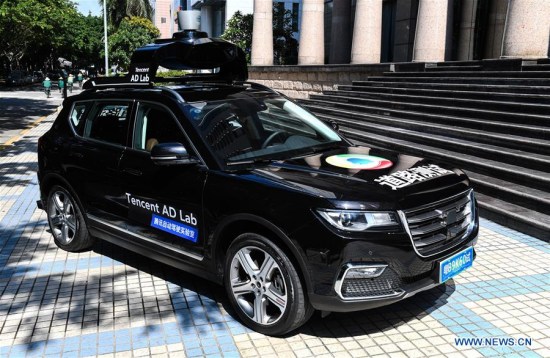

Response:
(82, 102), (131, 146)
(69, 102), (93, 136)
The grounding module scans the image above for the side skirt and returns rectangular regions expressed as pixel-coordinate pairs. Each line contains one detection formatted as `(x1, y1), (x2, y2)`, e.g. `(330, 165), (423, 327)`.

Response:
(87, 214), (221, 284)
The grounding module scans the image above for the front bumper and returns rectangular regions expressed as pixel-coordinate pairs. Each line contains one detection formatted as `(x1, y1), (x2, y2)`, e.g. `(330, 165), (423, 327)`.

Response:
(309, 276), (440, 313)
(298, 189), (479, 312)
(307, 242), (477, 312)
(309, 245), (476, 312)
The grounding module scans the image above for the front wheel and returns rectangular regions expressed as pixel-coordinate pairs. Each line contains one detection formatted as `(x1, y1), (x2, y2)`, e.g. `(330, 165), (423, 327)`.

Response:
(46, 185), (94, 252)
(224, 233), (313, 335)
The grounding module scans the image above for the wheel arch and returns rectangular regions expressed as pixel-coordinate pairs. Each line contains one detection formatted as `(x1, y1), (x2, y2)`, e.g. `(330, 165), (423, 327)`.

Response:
(212, 214), (313, 295)
(40, 173), (87, 214)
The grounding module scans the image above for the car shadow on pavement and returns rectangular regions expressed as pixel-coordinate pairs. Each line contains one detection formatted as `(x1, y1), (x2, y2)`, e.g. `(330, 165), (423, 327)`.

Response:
(1, 230), (208, 355)
(0, 226), (458, 356)
(1, 214), (460, 346)
(92, 239), (456, 339)
(296, 283), (455, 338)
(92, 239), (231, 312)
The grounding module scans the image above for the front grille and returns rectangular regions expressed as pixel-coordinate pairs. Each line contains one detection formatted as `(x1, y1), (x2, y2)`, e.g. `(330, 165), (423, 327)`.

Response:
(340, 269), (403, 299)
(403, 190), (474, 257)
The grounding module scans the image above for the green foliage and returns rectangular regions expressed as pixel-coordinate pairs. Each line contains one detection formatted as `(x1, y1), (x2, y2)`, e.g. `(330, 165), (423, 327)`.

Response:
(0, 0), (104, 72)
(57, 13), (104, 69)
(273, 4), (298, 65)
(221, 11), (253, 63)
(221, 8), (298, 65)
(109, 16), (160, 70)
(156, 69), (190, 78)
(0, 0), (73, 68)
(102, 0), (153, 28)
(0, 0), (158, 76)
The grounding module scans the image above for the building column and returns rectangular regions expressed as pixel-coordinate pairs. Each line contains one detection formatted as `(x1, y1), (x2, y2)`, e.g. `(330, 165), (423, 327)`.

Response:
(350, 0), (383, 64)
(456, 0), (478, 61)
(200, 6), (213, 36)
(251, 0), (273, 66)
(483, 0), (508, 59)
(413, 0), (451, 62)
(298, 0), (325, 65)
(329, 0), (352, 64)
(501, 0), (550, 58)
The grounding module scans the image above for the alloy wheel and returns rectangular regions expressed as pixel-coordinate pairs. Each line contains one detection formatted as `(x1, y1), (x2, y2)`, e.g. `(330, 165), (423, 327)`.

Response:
(229, 246), (288, 325)
(48, 190), (77, 245)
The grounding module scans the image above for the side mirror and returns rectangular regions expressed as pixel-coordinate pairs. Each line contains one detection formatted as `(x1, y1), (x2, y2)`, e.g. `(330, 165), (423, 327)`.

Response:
(150, 142), (200, 166)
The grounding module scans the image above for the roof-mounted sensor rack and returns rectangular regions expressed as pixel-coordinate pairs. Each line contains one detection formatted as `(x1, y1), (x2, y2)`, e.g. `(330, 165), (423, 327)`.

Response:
(83, 30), (248, 91)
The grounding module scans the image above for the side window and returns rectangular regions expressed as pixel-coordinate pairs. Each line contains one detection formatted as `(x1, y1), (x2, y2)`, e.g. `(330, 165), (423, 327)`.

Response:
(133, 103), (186, 152)
(69, 102), (93, 136)
(83, 102), (130, 146)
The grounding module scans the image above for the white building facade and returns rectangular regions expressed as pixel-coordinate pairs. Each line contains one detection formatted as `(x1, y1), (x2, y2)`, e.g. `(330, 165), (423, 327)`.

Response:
(173, 0), (550, 65)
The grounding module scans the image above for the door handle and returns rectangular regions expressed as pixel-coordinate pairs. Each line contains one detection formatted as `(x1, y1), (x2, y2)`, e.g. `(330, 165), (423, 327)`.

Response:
(123, 168), (143, 176)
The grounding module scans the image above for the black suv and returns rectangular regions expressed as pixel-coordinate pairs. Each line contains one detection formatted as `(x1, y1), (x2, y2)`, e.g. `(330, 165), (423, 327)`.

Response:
(37, 32), (478, 335)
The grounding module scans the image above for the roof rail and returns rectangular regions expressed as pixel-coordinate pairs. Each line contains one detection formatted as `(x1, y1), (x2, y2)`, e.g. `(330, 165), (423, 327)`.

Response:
(82, 77), (152, 90)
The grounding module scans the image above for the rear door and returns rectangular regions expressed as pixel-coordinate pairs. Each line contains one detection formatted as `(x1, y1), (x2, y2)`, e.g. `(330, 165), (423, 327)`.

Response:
(65, 100), (133, 223)
(118, 100), (207, 260)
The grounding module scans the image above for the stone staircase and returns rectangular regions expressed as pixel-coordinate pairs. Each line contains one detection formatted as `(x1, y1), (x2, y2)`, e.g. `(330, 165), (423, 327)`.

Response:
(299, 59), (550, 241)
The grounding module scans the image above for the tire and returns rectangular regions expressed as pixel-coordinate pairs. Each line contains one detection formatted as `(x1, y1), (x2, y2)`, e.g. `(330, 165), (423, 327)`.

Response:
(46, 185), (94, 252)
(224, 233), (313, 336)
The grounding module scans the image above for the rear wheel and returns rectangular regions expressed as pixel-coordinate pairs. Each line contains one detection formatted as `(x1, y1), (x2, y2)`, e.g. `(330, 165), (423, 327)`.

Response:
(46, 185), (94, 252)
(224, 233), (313, 335)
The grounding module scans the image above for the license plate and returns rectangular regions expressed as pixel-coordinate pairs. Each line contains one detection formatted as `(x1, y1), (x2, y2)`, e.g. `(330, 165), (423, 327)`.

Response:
(439, 246), (474, 283)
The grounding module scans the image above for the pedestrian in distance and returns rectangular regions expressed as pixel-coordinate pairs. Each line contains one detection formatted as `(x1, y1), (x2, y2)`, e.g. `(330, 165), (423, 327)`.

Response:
(67, 74), (74, 93)
(42, 76), (51, 98)
(58, 77), (65, 93)
(77, 71), (83, 88)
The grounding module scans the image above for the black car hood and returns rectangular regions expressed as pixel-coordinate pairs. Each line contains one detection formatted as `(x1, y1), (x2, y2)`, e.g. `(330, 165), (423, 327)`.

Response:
(247, 145), (470, 210)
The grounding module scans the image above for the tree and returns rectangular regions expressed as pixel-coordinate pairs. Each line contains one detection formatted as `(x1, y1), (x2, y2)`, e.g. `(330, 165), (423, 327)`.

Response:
(109, 16), (160, 70)
(220, 11), (253, 63)
(272, 4), (298, 65)
(101, 0), (153, 27)
(63, 13), (104, 69)
(221, 7), (298, 65)
(0, 0), (81, 70)
(0, 0), (107, 75)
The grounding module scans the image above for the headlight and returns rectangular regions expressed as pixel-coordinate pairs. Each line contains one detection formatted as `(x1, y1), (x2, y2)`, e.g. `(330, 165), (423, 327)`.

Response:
(316, 209), (400, 232)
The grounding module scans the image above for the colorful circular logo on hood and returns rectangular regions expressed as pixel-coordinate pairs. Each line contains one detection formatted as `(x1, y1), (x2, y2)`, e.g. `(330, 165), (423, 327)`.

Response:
(326, 154), (393, 170)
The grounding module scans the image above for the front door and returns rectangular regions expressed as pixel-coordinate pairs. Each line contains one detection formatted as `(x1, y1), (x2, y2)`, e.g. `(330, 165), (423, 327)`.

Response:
(119, 101), (207, 260)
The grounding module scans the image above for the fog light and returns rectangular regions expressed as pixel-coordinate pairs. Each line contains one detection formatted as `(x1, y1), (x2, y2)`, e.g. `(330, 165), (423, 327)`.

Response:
(345, 265), (387, 279)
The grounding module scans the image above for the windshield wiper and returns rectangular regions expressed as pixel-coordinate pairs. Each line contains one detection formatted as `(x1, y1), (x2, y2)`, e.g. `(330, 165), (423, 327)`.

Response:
(226, 158), (277, 166)
(294, 142), (343, 157)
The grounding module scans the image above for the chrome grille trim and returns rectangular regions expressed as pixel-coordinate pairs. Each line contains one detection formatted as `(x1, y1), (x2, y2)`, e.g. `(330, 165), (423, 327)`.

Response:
(334, 263), (404, 301)
(407, 195), (470, 225)
(398, 189), (476, 258)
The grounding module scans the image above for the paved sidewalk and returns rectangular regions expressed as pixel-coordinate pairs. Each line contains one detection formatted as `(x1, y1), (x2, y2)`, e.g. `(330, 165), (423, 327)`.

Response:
(0, 112), (548, 357)
(0, 87), (62, 145)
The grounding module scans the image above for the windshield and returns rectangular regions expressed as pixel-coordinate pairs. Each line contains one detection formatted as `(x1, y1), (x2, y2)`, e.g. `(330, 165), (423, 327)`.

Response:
(181, 90), (343, 166)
